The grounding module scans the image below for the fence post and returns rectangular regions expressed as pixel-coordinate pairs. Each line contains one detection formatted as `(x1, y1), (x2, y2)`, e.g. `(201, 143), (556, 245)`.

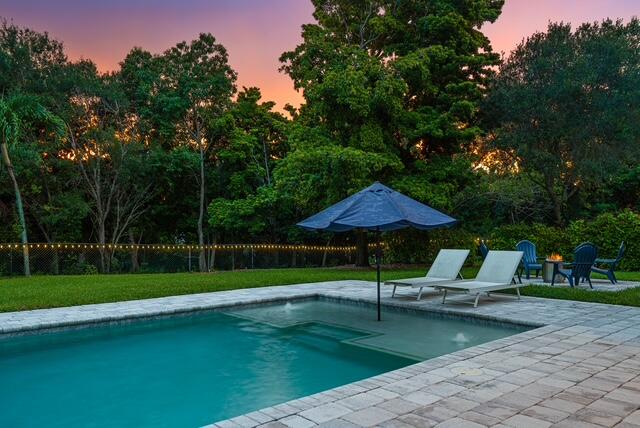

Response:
(188, 247), (192, 272)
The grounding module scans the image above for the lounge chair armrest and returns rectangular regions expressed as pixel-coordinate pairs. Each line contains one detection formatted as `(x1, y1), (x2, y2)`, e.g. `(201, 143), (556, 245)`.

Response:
(595, 258), (616, 264)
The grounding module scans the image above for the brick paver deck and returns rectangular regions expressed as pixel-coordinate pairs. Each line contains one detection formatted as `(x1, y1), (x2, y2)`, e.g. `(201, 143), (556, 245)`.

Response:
(1, 280), (639, 427)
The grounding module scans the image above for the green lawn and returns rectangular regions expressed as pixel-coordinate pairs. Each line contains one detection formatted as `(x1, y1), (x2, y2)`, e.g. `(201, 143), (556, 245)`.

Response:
(516, 285), (640, 307)
(0, 267), (429, 313)
(514, 270), (640, 307)
(0, 266), (638, 313)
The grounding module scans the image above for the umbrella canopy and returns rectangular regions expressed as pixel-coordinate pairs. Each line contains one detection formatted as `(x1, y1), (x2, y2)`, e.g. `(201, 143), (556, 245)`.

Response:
(297, 182), (457, 320)
(297, 182), (456, 232)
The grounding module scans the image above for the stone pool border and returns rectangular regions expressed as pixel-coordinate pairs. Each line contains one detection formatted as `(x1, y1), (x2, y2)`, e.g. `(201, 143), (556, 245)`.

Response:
(1, 280), (640, 427)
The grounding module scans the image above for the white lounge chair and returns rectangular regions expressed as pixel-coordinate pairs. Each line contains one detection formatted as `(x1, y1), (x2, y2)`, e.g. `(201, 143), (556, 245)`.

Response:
(385, 249), (470, 300)
(434, 250), (524, 307)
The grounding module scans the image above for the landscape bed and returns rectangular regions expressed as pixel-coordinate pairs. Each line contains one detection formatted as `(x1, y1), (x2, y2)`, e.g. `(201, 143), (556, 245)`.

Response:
(0, 297), (532, 427)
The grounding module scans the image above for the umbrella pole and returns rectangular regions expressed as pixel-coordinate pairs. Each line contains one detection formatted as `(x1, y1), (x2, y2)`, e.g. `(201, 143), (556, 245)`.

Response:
(376, 229), (381, 321)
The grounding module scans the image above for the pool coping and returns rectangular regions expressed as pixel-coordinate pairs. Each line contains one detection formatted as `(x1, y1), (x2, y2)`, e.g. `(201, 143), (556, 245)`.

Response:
(2, 280), (640, 427)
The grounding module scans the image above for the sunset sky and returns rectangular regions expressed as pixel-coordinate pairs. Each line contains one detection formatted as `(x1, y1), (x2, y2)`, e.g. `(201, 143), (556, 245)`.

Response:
(1, 0), (637, 110)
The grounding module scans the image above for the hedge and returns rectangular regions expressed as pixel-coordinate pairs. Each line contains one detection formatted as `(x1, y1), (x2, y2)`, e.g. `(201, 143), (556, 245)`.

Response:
(384, 228), (478, 265)
(486, 224), (572, 257)
(569, 210), (640, 270)
(383, 210), (639, 270)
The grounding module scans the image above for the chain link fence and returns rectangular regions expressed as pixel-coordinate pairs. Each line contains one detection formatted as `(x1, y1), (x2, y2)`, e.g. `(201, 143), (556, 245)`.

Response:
(0, 243), (357, 276)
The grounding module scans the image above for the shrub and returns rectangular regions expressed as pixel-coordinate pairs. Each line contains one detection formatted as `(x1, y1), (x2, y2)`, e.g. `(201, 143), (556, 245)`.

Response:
(486, 224), (572, 258)
(568, 210), (640, 270)
(377, 211), (640, 270)
(82, 264), (99, 275)
(63, 262), (99, 275)
(384, 228), (477, 265)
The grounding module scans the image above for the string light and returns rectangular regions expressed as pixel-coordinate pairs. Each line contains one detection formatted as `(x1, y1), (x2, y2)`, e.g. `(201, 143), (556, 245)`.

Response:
(0, 242), (359, 253)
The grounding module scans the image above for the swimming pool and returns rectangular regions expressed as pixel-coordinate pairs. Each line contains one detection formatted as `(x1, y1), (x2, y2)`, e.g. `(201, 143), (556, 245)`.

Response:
(0, 298), (530, 427)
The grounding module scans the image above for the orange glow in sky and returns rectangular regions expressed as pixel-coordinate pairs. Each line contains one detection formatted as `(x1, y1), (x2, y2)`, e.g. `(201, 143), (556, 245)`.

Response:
(1, 0), (637, 111)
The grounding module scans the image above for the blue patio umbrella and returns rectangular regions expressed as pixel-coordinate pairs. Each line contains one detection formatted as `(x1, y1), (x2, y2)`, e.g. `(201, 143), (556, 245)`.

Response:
(298, 182), (457, 320)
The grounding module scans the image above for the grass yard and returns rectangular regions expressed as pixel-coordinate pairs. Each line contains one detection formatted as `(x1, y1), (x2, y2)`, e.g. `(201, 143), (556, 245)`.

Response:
(517, 285), (640, 307)
(495, 270), (640, 308)
(0, 267), (431, 313)
(0, 266), (639, 313)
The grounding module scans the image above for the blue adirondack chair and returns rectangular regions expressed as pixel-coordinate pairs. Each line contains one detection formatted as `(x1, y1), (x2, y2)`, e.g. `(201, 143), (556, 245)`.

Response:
(592, 241), (625, 284)
(554, 243), (598, 288)
(479, 240), (489, 260)
(516, 240), (543, 280)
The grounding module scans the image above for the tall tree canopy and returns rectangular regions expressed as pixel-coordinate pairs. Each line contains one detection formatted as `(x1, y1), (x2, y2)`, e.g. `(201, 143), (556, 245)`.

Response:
(0, 21), (66, 275)
(277, 0), (503, 207)
(276, 0), (503, 262)
(119, 33), (237, 271)
(208, 87), (290, 244)
(483, 19), (640, 225)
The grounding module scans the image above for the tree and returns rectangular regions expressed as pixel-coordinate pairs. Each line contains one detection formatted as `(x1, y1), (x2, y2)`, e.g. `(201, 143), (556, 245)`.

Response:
(207, 87), (290, 238)
(149, 34), (237, 272)
(0, 20), (67, 96)
(0, 21), (77, 274)
(0, 94), (63, 275)
(277, 0), (502, 264)
(7, 120), (88, 273)
(61, 62), (155, 272)
(483, 19), (640, 225)
(280, 0), (503, 156)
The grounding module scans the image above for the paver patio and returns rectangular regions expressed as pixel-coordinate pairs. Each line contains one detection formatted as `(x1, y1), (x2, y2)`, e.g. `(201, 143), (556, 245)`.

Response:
(1, 280), (640, 427)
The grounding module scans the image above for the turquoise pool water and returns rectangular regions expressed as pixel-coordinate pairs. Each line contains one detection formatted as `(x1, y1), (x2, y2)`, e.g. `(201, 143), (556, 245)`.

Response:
(0, 299), (529, 427)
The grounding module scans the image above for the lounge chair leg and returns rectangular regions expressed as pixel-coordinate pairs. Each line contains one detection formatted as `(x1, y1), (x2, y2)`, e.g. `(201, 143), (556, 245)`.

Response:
(417, 287), (423, 300)
(392, 285), (396, 298)
(442, 289), (448, 304)
(588, 278), (593, 289)
(516, 287), (521, 300)
(473, 293), (480, 308)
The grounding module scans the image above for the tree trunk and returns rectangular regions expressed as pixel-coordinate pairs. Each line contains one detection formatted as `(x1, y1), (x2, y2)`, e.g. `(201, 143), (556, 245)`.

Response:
(322, 237), (331, 267)
(544, 177), (564, 226)
(262, 136), (271, 185)
(210, 237), (217, 272)
(197, 145), (208, 272)
(51, 249), (59, 275)
(355, 229), (370, 267)
(97, 219), (107, 273)
(129, 230), (140, 273)
(1, 140), (30, 276)
(34, 217), (58, 274)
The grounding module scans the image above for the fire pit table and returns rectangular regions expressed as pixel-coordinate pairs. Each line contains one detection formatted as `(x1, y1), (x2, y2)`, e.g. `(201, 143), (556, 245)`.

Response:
(543, 255), (565, 284)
